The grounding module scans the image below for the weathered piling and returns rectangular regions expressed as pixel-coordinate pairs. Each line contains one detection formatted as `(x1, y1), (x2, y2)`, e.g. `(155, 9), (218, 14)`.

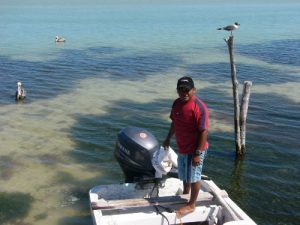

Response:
(240, 81), (252, 154)
(224, 36), (252, 156)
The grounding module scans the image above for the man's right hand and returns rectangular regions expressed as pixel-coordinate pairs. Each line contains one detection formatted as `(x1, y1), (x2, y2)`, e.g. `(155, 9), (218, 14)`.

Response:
(162, 139), (170, 150)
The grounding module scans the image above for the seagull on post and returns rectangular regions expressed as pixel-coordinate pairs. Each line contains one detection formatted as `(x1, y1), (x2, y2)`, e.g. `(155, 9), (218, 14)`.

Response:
(217, 22), (240, 35)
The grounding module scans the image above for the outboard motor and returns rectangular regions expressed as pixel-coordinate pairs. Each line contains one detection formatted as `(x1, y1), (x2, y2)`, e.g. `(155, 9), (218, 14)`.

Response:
(114, 126), (159, 183)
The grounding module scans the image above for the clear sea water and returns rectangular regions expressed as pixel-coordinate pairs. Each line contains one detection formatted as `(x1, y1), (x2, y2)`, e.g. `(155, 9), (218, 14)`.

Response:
(0, 1), (299, 225)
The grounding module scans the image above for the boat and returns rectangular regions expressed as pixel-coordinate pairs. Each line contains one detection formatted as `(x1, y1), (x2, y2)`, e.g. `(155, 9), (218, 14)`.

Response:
(89, 126), (257, 225)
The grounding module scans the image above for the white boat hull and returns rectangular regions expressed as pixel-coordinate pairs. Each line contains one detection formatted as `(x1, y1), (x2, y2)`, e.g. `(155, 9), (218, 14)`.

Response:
(89, 177), (256, 225)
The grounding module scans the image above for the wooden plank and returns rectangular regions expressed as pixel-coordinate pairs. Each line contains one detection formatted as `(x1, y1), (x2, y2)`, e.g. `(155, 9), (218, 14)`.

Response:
(91, 191), (227, 211)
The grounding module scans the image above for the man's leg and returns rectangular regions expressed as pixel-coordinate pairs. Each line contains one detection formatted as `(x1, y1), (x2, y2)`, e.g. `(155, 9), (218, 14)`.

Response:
(189, 181), (201, 205)
(176, 181), (200, 217)
(176, 151), (207, 218)
(183, 181), (191, 194)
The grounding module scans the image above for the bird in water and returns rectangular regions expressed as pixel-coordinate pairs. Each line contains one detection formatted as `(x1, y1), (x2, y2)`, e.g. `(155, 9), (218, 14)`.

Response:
(217, 22), (240, 35)
(15, 81), (26, 101)
(55, 36), (66, 42)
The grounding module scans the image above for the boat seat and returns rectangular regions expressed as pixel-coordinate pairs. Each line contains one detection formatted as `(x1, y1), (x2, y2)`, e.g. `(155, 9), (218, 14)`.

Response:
(91, 190), (228, 211)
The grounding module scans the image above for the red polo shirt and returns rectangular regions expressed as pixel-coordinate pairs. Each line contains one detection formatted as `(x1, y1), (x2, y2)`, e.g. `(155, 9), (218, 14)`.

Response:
(170, 95), (209, 154)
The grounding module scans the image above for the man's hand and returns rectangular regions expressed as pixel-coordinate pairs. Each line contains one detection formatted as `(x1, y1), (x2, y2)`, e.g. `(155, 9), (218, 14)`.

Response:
(163, 122), (174, 150)
(162, 139), (170, 150)
(192, 155), (201, 166)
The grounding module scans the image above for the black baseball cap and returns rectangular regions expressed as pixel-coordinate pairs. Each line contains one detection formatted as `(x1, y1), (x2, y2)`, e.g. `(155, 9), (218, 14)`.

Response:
(177, 76), (194, 90)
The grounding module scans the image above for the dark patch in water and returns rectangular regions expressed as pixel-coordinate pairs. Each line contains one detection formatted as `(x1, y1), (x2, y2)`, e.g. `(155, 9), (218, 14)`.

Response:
(0, 192), (33, 224)
(0, 47), (182, 105)
(186, 62), (299, 85)
(34, 212), (48, 221)
(54, 171), (76, 184)
(68, 98), (172, 164)
(238, 39), (300, 66)
(38, 154), (59, 165)
(58, 215), (92, 225)
(12, 221), (32, 225)
(1, 39), (298, 106)
(0, 155), (22, 180)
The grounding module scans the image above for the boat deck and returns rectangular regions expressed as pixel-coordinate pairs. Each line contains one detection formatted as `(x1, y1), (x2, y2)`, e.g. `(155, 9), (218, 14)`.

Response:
(89, 178), (256, 225)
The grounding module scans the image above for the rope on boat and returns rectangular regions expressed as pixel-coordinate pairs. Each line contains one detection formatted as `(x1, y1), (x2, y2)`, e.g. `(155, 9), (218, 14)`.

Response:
(154, 204), (174, 225)
(149, 179), (176, 225)
(149, 182), (159, 197)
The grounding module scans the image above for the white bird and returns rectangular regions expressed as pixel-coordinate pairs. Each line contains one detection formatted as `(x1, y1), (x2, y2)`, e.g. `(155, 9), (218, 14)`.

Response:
(217, 22), (240, 35)
(15, 81), (26, 101)
(55, 36), (66, 42)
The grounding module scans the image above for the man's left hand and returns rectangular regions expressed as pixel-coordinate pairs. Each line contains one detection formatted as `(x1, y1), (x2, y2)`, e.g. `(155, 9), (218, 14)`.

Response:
(192, 155), (201, 166)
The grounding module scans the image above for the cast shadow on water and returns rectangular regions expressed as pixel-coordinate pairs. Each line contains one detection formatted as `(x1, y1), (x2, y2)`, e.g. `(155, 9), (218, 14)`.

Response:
(0, 46), (183, 105)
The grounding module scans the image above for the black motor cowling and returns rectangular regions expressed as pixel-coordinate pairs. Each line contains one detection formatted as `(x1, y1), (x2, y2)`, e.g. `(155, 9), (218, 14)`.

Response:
(114, 126), (159, 183)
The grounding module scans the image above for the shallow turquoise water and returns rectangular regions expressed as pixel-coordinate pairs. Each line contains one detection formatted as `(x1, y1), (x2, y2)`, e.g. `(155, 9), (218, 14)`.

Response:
(0, 1), (299, 225)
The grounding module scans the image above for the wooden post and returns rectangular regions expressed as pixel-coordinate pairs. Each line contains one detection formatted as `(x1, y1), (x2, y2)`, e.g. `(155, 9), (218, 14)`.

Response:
(225, 36), (252, 156)
(240, 81), (252, 154)
(225, 36), (241, 154)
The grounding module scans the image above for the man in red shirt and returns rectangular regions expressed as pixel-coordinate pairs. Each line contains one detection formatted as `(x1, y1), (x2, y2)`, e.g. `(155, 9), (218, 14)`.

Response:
(163, 76), (209, 217)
